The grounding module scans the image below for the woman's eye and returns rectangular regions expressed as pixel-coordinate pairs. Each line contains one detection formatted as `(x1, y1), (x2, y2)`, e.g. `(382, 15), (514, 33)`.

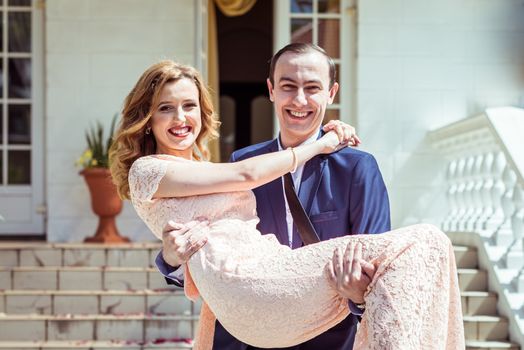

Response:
(159, 105), (173, 112)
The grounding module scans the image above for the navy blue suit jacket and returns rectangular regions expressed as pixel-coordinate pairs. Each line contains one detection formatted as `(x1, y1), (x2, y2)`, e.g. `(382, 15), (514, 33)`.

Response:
(213, 134), (391, 350)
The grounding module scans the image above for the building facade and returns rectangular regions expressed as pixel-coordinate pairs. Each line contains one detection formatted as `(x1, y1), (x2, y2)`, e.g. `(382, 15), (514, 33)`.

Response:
(0, 0), (523, 242)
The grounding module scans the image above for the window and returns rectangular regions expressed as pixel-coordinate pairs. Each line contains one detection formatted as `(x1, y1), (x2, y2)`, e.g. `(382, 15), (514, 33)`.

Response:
(275, 0), (356, 127)
(0, 0), (44, 235)
(1, 0), (33, 186)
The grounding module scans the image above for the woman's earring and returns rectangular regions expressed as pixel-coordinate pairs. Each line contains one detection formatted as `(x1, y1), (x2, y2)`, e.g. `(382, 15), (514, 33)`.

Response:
(145, 127), (151, 135)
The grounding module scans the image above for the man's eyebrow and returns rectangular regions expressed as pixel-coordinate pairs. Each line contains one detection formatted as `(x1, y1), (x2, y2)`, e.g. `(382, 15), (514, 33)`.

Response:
(278, 76), (296, 83)
(278, 76), (322, 85)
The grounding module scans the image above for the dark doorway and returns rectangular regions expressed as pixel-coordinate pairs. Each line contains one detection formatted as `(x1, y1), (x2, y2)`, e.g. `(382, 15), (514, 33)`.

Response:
(216, 0), (274, 161)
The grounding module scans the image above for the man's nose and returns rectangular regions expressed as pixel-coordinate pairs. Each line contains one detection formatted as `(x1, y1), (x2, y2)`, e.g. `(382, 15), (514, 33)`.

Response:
(292, 89), (307, 106)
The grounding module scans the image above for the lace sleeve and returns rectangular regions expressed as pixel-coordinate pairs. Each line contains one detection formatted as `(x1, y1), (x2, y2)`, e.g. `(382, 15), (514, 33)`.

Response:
(128, 156), (170, 203)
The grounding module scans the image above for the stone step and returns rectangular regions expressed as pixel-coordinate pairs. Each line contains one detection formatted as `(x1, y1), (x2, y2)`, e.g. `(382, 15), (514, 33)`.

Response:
(0, 340), (192, 349)
(0, 314), (198, 342)
(463, 315), (509, 341)
(461, 291), (498, 316)
(0, 340), (193, 349)
(0, 266), (490, 293)
(0, 267), (173, 291)
(0, 242), (162, 268)
(0, 290), (201, 316)
(455, 245), (479, 269)
(458, 268), (488, 292)
(465, 340), (520, 349)
(0, 243), (480, 270)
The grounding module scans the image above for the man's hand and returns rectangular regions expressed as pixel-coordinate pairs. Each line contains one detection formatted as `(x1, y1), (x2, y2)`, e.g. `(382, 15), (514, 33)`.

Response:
(162, 220), (209, 267)
(326, 241), (375, 304)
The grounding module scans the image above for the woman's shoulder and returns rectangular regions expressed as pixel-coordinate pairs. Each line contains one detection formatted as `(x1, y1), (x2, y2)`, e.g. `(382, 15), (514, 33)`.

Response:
(134, 154), (189, 163)
(131, 154), (188, 171)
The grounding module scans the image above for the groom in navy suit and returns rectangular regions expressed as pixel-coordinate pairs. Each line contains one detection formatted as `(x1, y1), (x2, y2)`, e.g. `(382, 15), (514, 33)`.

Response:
(157, 43), (390, 350)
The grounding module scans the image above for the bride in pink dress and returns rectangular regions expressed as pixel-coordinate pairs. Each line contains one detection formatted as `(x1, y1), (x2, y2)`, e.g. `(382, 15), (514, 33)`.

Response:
(110, 60), (465, 350)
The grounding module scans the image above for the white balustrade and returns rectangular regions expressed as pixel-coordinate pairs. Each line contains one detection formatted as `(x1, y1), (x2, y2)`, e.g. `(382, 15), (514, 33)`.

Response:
(430, 107), (524, 294)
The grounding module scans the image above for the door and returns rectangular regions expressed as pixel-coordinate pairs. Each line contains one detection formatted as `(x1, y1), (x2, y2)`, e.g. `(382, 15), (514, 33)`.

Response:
(0, 0), (44, 235)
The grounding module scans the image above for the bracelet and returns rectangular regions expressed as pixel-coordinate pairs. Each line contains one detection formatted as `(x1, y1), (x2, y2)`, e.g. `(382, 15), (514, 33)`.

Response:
(288, 147), (298, 174)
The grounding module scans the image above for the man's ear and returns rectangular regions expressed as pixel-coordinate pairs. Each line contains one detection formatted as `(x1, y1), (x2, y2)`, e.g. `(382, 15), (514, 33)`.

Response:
(328, 82), (339, 104)
(267, 78), (275, 102)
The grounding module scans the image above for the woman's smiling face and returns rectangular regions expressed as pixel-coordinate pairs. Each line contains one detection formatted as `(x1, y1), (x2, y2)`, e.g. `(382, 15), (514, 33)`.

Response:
(151, 78), (202, 159)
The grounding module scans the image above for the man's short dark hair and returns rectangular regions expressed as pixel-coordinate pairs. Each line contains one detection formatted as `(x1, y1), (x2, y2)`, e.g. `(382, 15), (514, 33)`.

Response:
(268, 43), (337, 88)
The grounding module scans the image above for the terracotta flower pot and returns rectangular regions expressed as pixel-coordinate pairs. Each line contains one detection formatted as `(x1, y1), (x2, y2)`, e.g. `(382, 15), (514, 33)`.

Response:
(81, 168), (130, 243)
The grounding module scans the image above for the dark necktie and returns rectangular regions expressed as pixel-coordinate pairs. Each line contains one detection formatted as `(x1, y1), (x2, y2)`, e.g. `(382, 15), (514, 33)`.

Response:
(283, 173), (320, 246)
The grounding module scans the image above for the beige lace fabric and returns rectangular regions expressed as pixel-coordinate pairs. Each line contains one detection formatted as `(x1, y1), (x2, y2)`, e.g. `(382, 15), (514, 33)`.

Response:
(129, 155), (465, 350)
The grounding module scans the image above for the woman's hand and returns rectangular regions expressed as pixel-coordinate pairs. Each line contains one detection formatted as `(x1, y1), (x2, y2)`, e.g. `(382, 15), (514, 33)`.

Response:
(318, 120), (361, 154)
(162, 220), (209, 267)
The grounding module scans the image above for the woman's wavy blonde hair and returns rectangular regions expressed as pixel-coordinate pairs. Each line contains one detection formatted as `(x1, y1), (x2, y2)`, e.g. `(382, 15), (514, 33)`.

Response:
(110, 60), (220, 200)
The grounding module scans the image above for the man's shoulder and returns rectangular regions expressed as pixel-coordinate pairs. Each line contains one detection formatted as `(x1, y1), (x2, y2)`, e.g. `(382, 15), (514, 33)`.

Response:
(331, 146), (377, 164)
(231, 139), (276, 161)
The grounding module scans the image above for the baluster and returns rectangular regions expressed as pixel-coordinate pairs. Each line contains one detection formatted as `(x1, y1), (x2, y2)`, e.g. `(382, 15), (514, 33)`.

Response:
(452, 157), (467, 231)
(512, 184), (524, 245)
(443, 159), (458, 232)
(459, 155), (476, 231)
(476, 151), (494, 232)
(467, 153), (485, 231)
(486, 151), (507, 237)
(511, 184), (524, 291)
(495, 166), (517, 244)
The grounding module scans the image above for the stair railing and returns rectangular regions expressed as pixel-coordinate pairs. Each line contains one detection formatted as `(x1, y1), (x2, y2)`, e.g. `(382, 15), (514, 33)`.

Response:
(428, 106), (524, 342)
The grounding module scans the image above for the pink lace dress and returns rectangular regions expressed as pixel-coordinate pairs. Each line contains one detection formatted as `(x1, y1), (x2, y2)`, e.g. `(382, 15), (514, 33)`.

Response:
(129, 155), (465, 350)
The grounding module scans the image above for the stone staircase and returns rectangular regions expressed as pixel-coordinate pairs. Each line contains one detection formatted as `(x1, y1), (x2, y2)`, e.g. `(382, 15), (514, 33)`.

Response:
(456, 245), (520, 350)
(0, 242), (199, 349)
(0, 241), (521, 349)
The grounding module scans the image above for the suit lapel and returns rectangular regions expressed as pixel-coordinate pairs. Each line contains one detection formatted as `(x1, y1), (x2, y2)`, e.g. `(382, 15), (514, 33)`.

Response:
(290, 155), (327, 248)
(262, 139), (289, 245)
(298, 155), (327, 219)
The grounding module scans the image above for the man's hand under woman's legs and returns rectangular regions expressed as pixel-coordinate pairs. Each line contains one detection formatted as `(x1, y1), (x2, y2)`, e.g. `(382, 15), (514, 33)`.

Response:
(326, 242), (376, 305)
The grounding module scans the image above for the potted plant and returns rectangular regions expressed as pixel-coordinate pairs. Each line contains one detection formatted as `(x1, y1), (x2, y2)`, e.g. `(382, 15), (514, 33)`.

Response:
(77, 115), (129, 243)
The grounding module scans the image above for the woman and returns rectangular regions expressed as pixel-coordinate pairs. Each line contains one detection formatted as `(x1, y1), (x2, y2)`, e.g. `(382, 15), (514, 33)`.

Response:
(110, 60), (464, 350)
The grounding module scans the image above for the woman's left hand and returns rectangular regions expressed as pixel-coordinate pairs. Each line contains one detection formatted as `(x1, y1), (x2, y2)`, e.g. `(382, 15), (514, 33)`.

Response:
(322, 120), (361, 147)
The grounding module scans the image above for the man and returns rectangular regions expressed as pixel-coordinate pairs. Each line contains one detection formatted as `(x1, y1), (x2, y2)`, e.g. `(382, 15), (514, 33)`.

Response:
(156, 43), (391, 350)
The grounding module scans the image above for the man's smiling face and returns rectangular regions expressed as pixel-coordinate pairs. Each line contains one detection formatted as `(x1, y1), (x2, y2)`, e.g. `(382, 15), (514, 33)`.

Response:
(267, 51), (339, 147)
